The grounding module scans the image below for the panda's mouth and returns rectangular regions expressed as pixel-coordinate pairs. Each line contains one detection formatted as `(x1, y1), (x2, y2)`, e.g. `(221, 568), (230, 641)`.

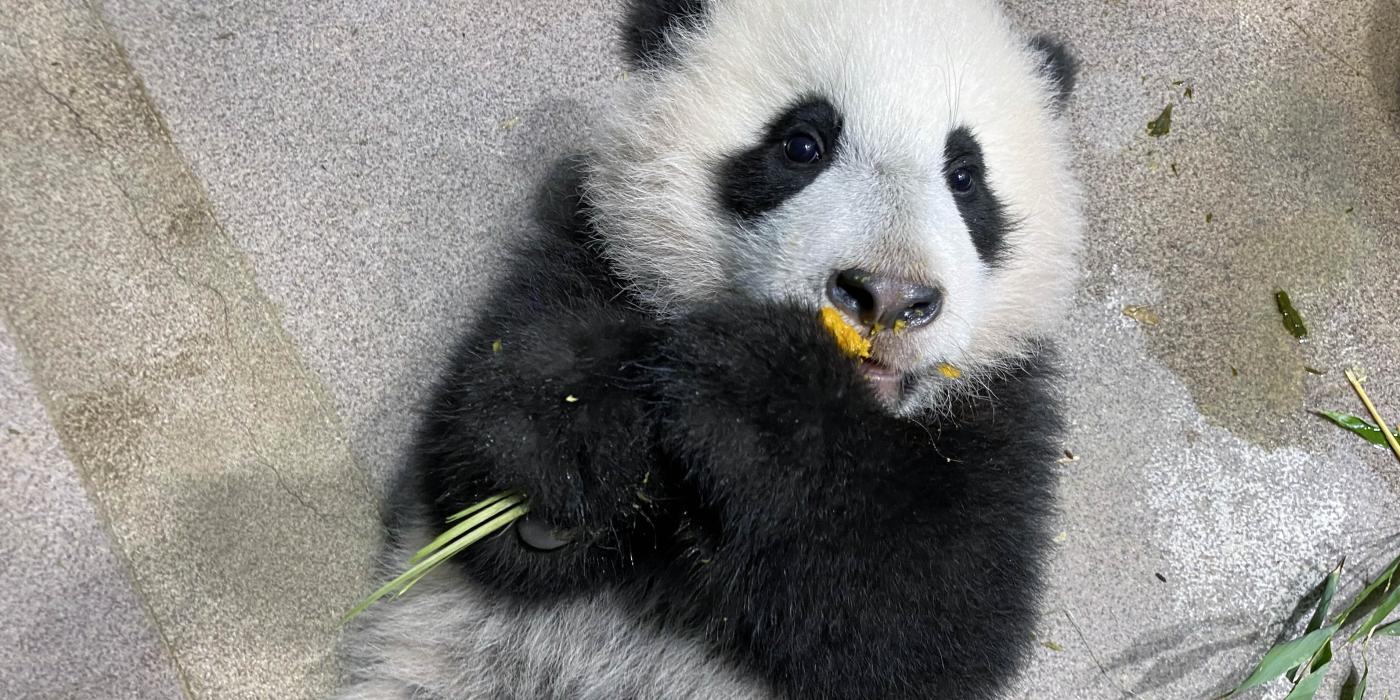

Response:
(858, 358), (905, 403)
(859, 358), (899, 378)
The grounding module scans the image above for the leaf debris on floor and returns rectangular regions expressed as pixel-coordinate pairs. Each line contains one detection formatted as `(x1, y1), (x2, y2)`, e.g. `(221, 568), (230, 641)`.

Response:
(1341, 369), (1400, 462)
(1223, 555), (1399, 698)
(1147, 103), (1173, 137)
(1274, 290), (1308, 340)
(1318, 410), (1400, 447)
(1123, 305), (1160, 326)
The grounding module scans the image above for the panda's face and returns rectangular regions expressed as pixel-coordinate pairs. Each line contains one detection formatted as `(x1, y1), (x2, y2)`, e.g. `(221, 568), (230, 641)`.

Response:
(588, 0), (1081, 412)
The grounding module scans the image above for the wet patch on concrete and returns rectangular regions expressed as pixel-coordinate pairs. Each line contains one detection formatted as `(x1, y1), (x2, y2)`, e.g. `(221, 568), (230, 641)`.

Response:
(161, 200), (212, 247)
(1108, 98), (1367, 445)
(1043, 0), (1399, 448)
(57, 383), (155, 483)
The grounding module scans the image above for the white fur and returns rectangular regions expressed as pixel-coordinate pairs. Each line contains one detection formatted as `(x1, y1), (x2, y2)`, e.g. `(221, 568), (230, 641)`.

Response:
(337, 520), (769, 699)
(587, 0), (1082, 412)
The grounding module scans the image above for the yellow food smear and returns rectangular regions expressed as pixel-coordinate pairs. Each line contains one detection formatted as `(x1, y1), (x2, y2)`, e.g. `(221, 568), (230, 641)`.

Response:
(820, 306), (871, 360)
(892, 319), (908, 335)
(937, 363), (963, 379)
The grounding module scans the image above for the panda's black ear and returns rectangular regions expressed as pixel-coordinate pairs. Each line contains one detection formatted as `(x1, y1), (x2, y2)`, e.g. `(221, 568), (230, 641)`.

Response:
(1029, 35), (1078, 109)
(622, 0), (708, 69)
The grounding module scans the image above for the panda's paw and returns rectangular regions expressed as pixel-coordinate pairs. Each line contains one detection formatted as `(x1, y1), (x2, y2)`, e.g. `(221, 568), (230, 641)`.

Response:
(658, 299), (876, 421)
(419, 308), (673, 586)
(654, 300), (896, 501)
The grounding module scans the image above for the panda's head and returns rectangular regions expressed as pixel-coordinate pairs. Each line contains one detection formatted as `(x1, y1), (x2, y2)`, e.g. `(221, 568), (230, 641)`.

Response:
(586, 0), (1082, 413)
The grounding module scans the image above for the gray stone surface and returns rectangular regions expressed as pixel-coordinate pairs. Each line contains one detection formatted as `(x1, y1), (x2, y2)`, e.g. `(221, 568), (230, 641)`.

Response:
(1, 0), (1397, 697)
(1000, 0), (1400, 695)
(0, 325), (185, 699)
(99, 0), (624, 490)
(1, 0), (378, 696)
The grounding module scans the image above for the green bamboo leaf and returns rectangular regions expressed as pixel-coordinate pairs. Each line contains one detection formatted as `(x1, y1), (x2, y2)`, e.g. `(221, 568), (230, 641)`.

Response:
(1223, 626), (1337, 696)
(1334, 554), (1400, 628)
(1375, 620), (1400, 637)
(1283, 660), (1329, 700)
(1283, 639), (1331, 700)
(446, 490), (520, 523)
(1288, 618), (1332, 683)
(343, 503), (529, 622)
(1347, 580), (1400, 644)
(1292, 563), (1342, 684)
(394, 504), (528, 598)
(412, 493), (525, 564)
(1306, 560), (1344, 634)
(1338, 662), (1368, 700)
(1353, 665), (1368, 699)
(1346, 663), (1368, 700)
(1317, 411), (1400, 448)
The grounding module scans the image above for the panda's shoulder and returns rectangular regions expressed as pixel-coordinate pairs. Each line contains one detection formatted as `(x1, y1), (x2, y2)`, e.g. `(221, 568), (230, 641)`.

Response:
(501, 155), (630, 307)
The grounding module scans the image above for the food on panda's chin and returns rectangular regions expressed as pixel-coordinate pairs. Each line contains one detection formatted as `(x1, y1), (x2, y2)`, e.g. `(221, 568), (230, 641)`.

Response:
(820, 306), (963, 382)
(820, 306), (872, 360)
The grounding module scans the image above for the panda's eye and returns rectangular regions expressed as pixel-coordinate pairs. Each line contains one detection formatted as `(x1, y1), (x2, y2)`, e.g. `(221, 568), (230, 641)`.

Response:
(783, 133), (823, 164)
(948, 167), (976, 194)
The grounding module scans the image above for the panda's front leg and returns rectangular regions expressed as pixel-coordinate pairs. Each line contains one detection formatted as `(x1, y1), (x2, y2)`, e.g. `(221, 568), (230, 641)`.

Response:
(416, 299), (676, 599)
(656, 301), (1056, 700)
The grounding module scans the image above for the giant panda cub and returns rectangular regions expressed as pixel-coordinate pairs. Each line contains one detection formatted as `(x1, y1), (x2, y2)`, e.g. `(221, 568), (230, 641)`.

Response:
(341, 0), (1082, 698)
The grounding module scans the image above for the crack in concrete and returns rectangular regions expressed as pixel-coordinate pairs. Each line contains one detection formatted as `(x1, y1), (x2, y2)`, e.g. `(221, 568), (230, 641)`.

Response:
(251, 453), (336, 521)
(1284, 13), (1369, 82)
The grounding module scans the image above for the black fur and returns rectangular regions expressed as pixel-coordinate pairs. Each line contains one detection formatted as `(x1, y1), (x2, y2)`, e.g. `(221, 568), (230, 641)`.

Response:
(944, 127), (1014, 266)
(718, 97), (845, 220)
(623, 0), (709, 69)
(412, 158), (1062, 698)
(1029, 35), (1079, 108)
(414, 158), (672, 598)
(655, 304), (1060, 699)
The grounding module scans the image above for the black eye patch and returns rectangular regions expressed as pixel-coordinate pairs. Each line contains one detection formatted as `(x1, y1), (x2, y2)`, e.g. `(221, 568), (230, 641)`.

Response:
(717, 97), (844, 220)
(943, 127), (1012, 266)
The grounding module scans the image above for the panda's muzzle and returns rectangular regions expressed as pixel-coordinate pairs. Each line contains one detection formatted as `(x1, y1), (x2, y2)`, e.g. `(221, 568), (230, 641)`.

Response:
(826, 268), (944, 332)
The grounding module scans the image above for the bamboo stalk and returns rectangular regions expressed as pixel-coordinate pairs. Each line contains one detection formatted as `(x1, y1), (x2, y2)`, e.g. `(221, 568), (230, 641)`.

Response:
(1344, 369), (1400, 463)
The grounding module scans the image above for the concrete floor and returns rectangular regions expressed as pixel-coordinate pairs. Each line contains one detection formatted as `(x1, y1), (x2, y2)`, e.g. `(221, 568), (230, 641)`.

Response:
(2, 0), (1398, 697)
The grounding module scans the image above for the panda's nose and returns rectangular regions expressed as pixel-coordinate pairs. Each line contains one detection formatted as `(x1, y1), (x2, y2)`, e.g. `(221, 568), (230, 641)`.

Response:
(826, 269), (944, 330)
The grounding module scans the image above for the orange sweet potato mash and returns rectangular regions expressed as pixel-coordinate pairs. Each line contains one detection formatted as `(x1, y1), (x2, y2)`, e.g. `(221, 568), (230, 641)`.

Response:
(820, 306), (871, 360)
